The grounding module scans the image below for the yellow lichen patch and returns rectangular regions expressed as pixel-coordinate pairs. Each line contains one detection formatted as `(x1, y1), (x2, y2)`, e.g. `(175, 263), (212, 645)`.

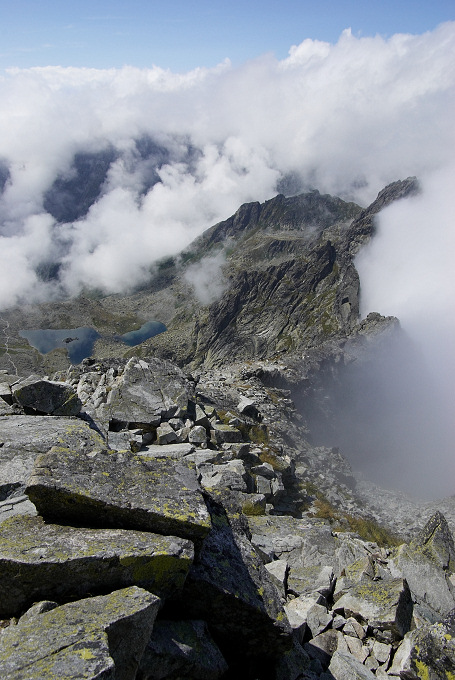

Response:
(414, 659), (430, 680)
(76, 648), (96, 660)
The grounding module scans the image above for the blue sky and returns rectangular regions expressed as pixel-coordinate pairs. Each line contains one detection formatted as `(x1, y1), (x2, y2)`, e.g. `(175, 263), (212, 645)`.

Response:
(0, 0), (454, 71)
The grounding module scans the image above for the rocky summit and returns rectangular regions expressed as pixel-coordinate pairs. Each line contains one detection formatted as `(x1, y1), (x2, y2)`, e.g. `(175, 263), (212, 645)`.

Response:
(1, 178), (454, 679)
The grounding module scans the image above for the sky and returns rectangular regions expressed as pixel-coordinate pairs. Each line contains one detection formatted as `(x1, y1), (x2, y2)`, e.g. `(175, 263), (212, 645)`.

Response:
(0, 1), (454, 495)
(0, 0), (454, 72)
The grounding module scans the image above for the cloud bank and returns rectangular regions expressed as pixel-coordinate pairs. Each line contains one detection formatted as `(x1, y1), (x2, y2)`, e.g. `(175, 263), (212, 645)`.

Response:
(0, 23), (453, 308)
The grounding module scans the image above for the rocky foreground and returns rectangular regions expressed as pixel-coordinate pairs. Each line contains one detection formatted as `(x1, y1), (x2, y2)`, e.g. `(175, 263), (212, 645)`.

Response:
(1, 358), (454, 679)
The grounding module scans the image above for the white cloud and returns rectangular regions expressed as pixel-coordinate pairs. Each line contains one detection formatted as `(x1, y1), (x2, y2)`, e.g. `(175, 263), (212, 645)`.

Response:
(0, 22), (453, 308)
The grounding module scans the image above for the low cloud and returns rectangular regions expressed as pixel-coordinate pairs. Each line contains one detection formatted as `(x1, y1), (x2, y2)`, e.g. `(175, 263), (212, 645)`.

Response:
(0, 23), (453, 307)
(183, 251), (227, 305)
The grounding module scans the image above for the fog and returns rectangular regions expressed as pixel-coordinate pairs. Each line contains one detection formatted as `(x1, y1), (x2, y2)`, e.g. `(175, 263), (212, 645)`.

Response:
(0, 23), (454, 497)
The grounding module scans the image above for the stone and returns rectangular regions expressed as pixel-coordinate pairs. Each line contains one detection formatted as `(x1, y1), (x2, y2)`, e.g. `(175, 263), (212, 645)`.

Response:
(237, 396), (261, 419)
(0, 415), (106, 488)
(372, 639), (391, 665)
(188, 425), (208, 445)
(334, 578), (413, 639)
(388, 542), (455, 621)
(328, 650), (377, 680)
(0, 515), (193, 618)
(0, 492), (37, 526)
(304, 629), (349, 668)
(139, 619), (228, 680)
(26, 447), (211, 542)
(198, 460), (250, 493)
(11, 375), (82, 416)
(156, 422), (178, 445)
(343, 616), (367, 640)
(265, 559), (288, 598)
(390, 609), (455, 679)
(287, 564), (335, 599)
(345, 635), (369, 663)
(306, 603), (333, 637)
(102, 357), (192, 426)
(210, 422), (243, 444)
(411, 511), (455, 571)
(179, 497), (292, 659)
(139, 443), (195, 459)
(284, 593), (326, 642)
(0, 586), (159, 680)
(274, 638), (312, 680)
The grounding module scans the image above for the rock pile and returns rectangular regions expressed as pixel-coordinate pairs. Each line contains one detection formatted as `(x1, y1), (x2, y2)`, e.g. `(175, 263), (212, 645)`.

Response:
(1, 359), (454, 678)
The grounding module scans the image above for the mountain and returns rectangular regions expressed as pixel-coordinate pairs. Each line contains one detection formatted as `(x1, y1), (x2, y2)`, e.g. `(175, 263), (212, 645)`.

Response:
(1, 177), (454, 678)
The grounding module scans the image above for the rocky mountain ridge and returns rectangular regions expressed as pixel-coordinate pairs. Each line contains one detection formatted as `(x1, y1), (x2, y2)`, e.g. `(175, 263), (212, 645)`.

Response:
(1, 177), (454, 678)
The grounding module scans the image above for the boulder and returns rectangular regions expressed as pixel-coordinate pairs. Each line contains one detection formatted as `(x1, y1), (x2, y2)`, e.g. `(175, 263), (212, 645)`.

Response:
(328, 650), (377, 680)
(287, 564), (335, 599)
(304, 629), (349, 668)
(139, 443), (195, 459)
(334, 578), (413, 639)
(0, 515), (193, 618)
(388, 542), (455, 621)
(102, 357), (192, 426)
(210, 422), (243, 444)
(0, 586), (160, 680)
(411, 511), (455, 571)
(139, 619), (228, 680)
(26, 447), (211, 542)
(265, 559), (289, 598)
(178, 497), (292, 659)
(0, 415), (106, 488)
(389, 608), (455, 679)
(11, 375), (82, 416)
(156, 422), (178, 445)
(188, 425), (208, 445)
(198, 460), (250, 492)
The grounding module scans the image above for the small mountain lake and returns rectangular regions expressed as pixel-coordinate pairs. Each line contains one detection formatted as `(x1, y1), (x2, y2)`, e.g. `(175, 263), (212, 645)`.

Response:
(20, 321), (166, 364)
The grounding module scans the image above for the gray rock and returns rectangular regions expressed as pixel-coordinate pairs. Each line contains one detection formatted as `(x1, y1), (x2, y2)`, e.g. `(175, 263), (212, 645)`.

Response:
(389, 608), (455, 679)
(0, 492), (37, 525)
(265, 559), (289, 598)
(0, 415), (106, 488)
(156, 422), (178, 445)
(26, 447), (211, 542)
(0, 586), (159, 680)
(139, 619), (228, 679)
(179, 497), (292, 659)
(139, 443), (195, 459)
(304, 629), (349, 668)
(388, 542), (455, 621)
(342, 616), (367, 640)
(102, 357), (192, 426)
(334, 578), (413, 639)
(344, 635), (369, 663)
(199, 460), (250, 492)
(188, 425), (208, 445)
(306, 603), (333, 637)
(0, 514), (193, 618)
(12, 375), (82, 415)
(287, 564), (335, 599)
(411, 511), (455, 571)
(274, 638), (312, 680)
(284, 593), (326, 642)
(210, 422), (243, 444)
(328, 650), (377, 680)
